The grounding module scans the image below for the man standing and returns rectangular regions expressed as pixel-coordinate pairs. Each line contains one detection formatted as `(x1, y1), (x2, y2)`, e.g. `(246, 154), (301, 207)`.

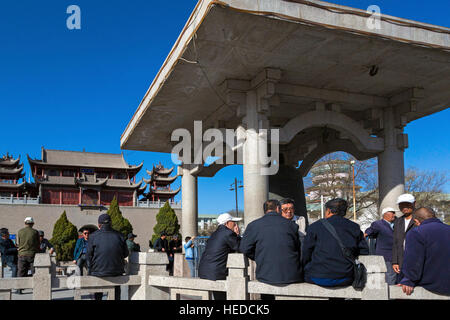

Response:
(198, 212), (241, 300)
(364, 207), (396, 284)
(302, 198), (369, 287)
(279, 198), (307, 241)
(392, 193), (416, 282)
(38, 231), (55, 255)
(240, 199), (303, 287)
(17, 217), (40, 277)
(73, 228), (90, 275)
(154, 232), (171, 273)
(87, 214), (128, 300)
(399, 207), (450, 296)
(168, 234), (182, 276)
(0, 228), (18, 278)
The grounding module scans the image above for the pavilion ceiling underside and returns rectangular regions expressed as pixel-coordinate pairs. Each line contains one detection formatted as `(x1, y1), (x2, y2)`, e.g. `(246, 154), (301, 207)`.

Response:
(126, 6), (449, 153)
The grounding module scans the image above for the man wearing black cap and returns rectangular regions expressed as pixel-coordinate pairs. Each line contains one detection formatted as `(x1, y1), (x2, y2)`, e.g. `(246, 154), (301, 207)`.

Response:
(126, 233), (140, 255)
(0, 228), (18, 278)
(86, 213), (129, 300)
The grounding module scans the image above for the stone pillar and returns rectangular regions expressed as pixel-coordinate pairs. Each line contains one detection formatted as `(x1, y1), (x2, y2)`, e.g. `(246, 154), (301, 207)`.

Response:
(129, 252), (170, 300)
(226, 253), (249, 300)
(243, 90), (269, 227)
(33, 253), (52, 300)
(359, 255), (389, 300)
(181, 167), (198, 238)
(378, 107), (406, 215)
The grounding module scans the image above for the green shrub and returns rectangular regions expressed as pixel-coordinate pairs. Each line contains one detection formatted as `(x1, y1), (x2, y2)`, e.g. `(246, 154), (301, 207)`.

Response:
(107, 196), (133, 238)
(151, 201), (180, 244)
(50, 211), (79, 262)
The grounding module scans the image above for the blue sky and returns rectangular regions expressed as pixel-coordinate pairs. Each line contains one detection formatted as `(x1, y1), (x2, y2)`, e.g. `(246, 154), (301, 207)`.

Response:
(1, 0), (449, 214)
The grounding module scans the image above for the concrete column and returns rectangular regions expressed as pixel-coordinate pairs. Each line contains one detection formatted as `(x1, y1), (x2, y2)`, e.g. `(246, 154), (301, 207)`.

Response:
(33, 253), (52, 300)
(226, 253), (249, 300)
(181, 167), (198, 238)
(243, 90), (269, 227)
(129, 252), (169, 300)
(378, 107), (406, 215)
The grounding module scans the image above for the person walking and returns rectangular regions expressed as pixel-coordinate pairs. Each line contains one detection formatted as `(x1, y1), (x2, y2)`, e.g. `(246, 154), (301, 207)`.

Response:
(302, 198), (369, 287)
(17, 217), (40, 278)
(240, 199), (303, 299)
(86, 214), (129, 300)
(73, 228), (90, 275)
(364, 207), (397, 284)
(183, 236), (196, 278)
(399, 207), (450, 296)
(38, 230), (55, 255)
(198, 212), (241, 300)
(392, 194), (416, 283)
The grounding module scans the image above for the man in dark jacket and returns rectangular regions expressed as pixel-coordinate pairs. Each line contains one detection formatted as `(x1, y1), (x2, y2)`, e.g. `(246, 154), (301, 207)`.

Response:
(364, 207), (396, 284)
(198, 212), (241, 300)
(399, 207), (450, 296)
(0, 228), (18, 278)
(240, 199), (302, 286)
(392, 193), (416, 283)
(302, 198), (369, 287)
(153, 232), (171, 273)
(87, 214), (128, 300)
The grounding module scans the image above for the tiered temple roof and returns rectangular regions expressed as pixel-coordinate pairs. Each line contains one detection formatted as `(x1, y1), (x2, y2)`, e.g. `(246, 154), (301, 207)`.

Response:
(0, 154), (35, 197)
(143, 164), (180, 201)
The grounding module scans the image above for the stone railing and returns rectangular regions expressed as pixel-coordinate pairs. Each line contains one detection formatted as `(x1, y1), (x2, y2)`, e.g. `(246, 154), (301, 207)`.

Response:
(0, 196), (40, 204)
(137, 200), (181, 209)
(1, 253), (448, 300)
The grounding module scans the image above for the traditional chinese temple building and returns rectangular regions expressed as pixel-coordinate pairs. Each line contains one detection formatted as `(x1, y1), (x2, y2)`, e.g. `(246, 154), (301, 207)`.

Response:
(27, 148), (146, 206)
(143, 164), (180, 202)
(0, 153), (35, 198)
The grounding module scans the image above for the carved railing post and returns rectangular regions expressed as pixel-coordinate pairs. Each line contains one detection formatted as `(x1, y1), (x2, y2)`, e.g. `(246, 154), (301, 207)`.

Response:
(359, 255), (389, 300)
(226, 253), (249, 300)
(129, 252), (169, 300)
(33, 253), (52, 300)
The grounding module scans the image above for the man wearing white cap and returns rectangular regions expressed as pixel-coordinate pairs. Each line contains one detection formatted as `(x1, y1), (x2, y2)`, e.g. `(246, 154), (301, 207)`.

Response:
(392, 193), (416, 282)
(198, 212), (241, 300)
(364, 207), (397, 284)
(17, 217), (40, 278)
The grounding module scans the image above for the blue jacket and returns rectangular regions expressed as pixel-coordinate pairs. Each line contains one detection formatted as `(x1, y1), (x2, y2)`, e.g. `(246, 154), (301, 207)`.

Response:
(184, 240), (195, 260)
(302, 215), (369, 279)
(400, 218), (450, 295)
(73, 237), (89, 261)
(364, 219), (394, 262)
(86, 225), (129, 277)
(240, 211), (303, 285)
(198, 224), (241, 281)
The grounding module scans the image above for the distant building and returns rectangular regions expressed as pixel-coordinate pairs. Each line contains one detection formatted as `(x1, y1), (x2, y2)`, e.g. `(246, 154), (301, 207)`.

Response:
(198, 214), (218, 232)
(0, 153), (36, 198)
(27, 148), (145, 206)
(143, 164), (180, 202)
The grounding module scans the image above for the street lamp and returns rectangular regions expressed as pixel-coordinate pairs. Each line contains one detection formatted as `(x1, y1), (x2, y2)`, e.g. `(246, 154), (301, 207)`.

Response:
(350, 160), (356, 222)
(229, 178), (243, 219)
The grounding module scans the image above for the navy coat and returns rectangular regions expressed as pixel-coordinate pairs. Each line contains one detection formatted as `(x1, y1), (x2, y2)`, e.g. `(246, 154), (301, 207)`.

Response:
(0, 238), (18, 265)
(198, 224), (241, 281)
(364, 219), (394, 262)
(239, 211), (302, 285)
(86, 225), (129, 277)
(400, 218), (450, 295)
(302, 215), (369, 280)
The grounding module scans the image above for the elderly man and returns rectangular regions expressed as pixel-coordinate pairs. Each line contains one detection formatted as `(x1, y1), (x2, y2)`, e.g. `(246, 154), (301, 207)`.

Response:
(364, 207), (396, 284)
(0, 228), (18, 278)
(302, 198), (369, 287)
(399, 207), (450, 296)
(240, 199), (303, 289)
(279, 198), (307, 241)
(392, 193), (416, 282)
(38, 231), (55, 255)
(17, 217), (40, 277)
(198, 212), (241, 300)
(87, 214), (128, 300)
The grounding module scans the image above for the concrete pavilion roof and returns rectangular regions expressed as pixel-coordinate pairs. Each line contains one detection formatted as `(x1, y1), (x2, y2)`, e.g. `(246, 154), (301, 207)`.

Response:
(121, 0), (450, 154)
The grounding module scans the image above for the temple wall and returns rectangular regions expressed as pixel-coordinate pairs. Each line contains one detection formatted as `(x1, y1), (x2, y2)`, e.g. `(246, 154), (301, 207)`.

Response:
(0, 203), (181, 252)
